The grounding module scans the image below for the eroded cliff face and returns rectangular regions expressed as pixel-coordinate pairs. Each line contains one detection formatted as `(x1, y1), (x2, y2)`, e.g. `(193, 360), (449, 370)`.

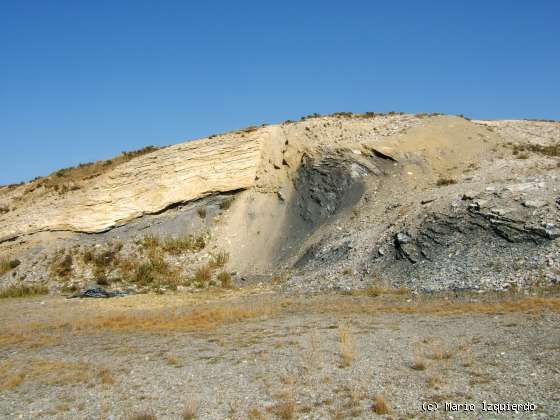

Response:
(0, 133), (262, 241)
(1, 114), (559, 293)
(0, 113), (423, 242)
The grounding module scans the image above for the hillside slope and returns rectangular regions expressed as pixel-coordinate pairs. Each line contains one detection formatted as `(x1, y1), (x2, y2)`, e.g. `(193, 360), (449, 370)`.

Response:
(1, 113), (558, 294)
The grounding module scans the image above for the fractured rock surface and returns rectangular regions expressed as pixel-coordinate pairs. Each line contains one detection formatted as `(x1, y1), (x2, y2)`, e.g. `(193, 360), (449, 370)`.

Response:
(0, 135), (262, 241)
(1, 114), (559, 293)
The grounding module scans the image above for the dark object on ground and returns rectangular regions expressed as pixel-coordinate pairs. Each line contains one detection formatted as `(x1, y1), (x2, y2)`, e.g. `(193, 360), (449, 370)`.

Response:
(69, 287), (128, 298)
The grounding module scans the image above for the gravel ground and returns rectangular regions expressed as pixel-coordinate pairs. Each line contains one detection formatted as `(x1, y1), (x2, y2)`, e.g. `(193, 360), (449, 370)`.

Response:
(1, 290), (559, 419)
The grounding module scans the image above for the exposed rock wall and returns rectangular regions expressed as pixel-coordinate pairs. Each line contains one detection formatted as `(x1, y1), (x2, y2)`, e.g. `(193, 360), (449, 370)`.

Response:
(2, 114), (558, 294)
(0, 134), (262, 241)
(0, 113), (422, 243)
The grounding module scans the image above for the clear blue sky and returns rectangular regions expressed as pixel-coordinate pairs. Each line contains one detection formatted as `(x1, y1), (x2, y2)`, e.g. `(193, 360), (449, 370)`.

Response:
(1, 1), (559, 185)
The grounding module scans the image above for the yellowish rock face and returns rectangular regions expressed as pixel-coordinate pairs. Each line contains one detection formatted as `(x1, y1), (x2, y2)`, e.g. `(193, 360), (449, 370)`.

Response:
(0, 134), (262, 241)
(1, 113), (556, 245)
(0, 113), (423, 242)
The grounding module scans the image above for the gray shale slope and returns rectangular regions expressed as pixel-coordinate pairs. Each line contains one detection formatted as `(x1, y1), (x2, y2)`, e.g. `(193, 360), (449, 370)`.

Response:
(0, 113), (559, 293)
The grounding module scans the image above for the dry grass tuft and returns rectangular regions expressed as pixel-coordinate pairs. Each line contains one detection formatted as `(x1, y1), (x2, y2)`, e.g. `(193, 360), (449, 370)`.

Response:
(273, 399), (296, 419)
(427, 342), (453, 360)
(362, 285), (409, 297)
(142, 233), (206, 255)
(461, 348), (474, 367)
(337, 323), (353, 368)
(372, 394), (390, 415)
(193, 264), (213, 284)
(0, 358), (93, 390)
(247, 406), (265, 419)
(280, 374), (297, 385)
(140, 234), (161, 251)
(217, 271), (234, 288)
(411, 356), (427, 371)
(219, 197), (234, 210)
(162, 234), (206, 255)
(128, 409), (158, 420)
(97, 367), (115, 385)
(49, 251), (73, 280)
(165, 355), (182, 367)
(131, 256), (179, 287)
(210, 251), (229, 268)
(0, 362), (24, 390)
(427, 373), (442, 389)
(181, 400), (198, 419)
(468, 370), (493, 385)
(436, 178), (457, 186)
(0, 258), (21, 276)
(0, 283), (48, 299)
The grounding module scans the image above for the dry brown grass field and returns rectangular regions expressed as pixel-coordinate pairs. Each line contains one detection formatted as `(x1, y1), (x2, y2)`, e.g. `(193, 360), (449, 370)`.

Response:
(1, 286), (559, 418)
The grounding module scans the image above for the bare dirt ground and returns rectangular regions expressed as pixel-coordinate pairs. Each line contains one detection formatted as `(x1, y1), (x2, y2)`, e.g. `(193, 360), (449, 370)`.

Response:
(1, 287), (559, 419)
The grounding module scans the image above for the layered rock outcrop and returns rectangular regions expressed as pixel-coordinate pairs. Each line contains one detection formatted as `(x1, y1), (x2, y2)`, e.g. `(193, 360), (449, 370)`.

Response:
(0, 134), (262, 241)
(1, 114), (558, 294)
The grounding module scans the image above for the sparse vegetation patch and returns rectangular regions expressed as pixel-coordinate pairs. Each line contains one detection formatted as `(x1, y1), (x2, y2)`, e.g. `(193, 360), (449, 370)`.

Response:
(210, 251), (229, 268)
(23, 146), (160, 197)
(219, 197), (234, 210)
(436, 178), (457, 186)
(217, 271), (234, 288)
(49, 251), (73, 280)
(42, 229), (224, 293)
(337, 323), (353, 368)
(372, 394), (390, 415)
(0, 258), (21, 276)
(511, 142), (560, 157)
(0, 283), (48, 298)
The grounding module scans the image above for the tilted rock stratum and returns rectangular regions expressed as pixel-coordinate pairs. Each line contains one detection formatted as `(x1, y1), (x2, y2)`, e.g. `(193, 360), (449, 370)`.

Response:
(1, 113), (559, 293)
(0, 113), (424, 241)
(0, 134), (262, 241)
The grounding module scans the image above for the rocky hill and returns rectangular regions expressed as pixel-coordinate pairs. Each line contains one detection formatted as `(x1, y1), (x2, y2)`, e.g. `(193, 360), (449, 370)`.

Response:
(1, 113), (559, 295)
